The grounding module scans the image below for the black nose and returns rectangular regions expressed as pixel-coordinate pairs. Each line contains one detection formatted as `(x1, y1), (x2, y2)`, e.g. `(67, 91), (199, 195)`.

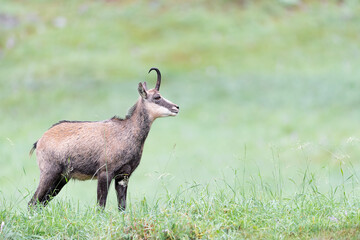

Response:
(175, 105), (179, 110)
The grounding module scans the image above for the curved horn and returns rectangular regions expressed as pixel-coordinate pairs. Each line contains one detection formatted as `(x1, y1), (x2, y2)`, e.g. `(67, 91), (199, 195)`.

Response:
(148, 67), (161, 91)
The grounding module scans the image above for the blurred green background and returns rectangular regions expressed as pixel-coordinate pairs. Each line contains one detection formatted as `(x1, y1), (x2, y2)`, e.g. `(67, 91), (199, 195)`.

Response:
(1, 0), (360, 209)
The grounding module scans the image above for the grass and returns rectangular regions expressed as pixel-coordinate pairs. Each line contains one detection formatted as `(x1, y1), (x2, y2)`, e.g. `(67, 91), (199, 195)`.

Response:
(1, 0), (360, 238)
(1, 173), (360, 239)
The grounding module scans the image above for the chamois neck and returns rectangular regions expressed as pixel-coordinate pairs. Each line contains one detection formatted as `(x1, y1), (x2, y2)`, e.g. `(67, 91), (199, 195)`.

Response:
(126, 98), (153, 143)
(131, 99), (152, 124)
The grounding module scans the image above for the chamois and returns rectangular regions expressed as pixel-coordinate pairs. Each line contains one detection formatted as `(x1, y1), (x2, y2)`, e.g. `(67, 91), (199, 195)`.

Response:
(28, 68), (179, 210)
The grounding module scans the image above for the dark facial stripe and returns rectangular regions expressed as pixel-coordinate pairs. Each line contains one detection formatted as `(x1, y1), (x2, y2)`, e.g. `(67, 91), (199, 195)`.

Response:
(156, 98), (176, 111)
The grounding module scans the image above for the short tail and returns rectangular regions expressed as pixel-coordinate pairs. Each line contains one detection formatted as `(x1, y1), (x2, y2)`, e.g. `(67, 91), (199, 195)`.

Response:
(29, 141), (37, 158)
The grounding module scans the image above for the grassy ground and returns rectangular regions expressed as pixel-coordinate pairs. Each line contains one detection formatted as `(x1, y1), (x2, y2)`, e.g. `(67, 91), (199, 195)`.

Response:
(1, 182), (360, 239)
(1, 0), (360, 238)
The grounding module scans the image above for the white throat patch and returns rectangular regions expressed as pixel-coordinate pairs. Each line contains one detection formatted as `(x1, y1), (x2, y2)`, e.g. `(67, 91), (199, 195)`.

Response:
(147, 102), (173, 118)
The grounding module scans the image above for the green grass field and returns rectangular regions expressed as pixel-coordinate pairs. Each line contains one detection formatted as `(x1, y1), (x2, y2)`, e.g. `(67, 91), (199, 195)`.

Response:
(1, 0), (360, 238)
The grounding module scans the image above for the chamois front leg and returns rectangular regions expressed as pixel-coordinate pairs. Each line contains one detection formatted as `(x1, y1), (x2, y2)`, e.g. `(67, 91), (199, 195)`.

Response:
(115, 174), (129, 211)
(97, 171), (112, 208)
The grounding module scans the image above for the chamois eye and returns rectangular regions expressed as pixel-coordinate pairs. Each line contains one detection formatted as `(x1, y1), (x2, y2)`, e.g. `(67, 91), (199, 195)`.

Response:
(154, 95), (161, 100)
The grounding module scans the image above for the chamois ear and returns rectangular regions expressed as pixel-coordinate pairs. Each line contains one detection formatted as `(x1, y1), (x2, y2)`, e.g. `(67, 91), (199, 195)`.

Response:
(142, 81), (148, 90)
(138, 82), (147, 99)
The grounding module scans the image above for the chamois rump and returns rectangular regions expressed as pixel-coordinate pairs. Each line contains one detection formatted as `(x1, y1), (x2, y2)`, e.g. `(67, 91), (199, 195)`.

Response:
(28, 68), (179, 210)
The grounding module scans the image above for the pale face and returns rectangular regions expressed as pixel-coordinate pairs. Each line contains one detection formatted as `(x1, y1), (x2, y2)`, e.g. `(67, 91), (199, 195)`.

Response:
(144, 89), (179, 120)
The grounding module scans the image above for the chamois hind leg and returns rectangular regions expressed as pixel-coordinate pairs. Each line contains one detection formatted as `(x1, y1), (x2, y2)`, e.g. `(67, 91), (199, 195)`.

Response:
(28, 170), (67, 208)
(115, 174), (129, 211)
(41, 176), (68, 206)
(97, 171), (113, 208)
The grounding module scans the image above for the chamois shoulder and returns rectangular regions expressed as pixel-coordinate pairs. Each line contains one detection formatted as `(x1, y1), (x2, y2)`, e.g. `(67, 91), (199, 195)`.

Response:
(111, 116), (124, 121)
(110, 102), (138, 122)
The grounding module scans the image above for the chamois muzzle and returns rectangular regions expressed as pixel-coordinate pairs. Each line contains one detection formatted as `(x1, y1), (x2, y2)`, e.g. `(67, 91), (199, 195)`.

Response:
(172, 105), (180, 114)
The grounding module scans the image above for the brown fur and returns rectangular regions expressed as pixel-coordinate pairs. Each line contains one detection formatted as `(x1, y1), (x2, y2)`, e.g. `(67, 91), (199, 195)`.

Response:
(28, 69), (179, 210)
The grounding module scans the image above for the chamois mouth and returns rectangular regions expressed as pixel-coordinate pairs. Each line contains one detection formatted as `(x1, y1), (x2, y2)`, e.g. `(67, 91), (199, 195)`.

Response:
(171, 106), (179, 116)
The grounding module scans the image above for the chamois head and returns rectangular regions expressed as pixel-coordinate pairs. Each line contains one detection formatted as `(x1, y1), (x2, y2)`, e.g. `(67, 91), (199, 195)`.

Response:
(137, 68), (179, 120)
